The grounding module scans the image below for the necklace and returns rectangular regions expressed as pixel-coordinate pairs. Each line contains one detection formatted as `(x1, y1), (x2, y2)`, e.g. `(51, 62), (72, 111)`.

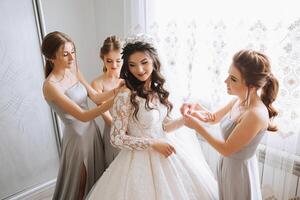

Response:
(49, 70), (66, 83)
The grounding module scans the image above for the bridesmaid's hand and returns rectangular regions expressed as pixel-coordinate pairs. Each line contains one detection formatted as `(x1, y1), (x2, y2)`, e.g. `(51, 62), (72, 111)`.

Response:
(183, 114), (203, 131)
(150, 139), (176, 158)
(114, 80), (127, 95)
(118, 79), (125, 88)
(190, 110), (216, 123)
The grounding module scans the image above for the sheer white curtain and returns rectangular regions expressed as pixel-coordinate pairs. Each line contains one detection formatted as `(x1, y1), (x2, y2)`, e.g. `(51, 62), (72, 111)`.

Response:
(123, 0), (300, 199)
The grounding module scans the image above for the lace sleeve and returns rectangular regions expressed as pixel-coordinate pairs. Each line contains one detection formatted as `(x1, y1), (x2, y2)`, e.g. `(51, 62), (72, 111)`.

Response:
(162, 116), (184, 132)
(110, 91), (152, 150)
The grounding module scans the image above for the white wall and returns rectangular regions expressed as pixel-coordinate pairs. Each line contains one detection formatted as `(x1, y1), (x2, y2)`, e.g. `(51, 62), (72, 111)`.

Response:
(41, 0), (101, 82)
(94, 0), (125, 44)
(0, 0), (59, 198)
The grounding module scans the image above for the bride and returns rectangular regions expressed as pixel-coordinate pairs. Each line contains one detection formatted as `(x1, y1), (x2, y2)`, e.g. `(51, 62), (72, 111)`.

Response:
(87, 38), (218, 200)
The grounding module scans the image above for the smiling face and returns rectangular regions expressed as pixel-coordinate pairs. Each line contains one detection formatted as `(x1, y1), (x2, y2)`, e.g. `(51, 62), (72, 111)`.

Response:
(52, 42), (75, 69)
(224, 64), (248, 97)
(103, 50), (122, 73)
(128, 51), (154, 82)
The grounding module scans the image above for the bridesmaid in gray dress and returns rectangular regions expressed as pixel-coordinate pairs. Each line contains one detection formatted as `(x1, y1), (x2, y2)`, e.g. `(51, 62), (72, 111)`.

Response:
(182, 50), (279, 200)
(41, 32), (120, 200)
(91, 36), (123, 167)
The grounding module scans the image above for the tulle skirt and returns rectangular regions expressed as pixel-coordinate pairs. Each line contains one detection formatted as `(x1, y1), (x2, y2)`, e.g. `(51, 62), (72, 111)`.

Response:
(87, 129), (218, 200)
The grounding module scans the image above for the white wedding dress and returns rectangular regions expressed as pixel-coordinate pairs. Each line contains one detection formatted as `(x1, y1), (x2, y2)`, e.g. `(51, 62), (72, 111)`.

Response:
(87, 91), (218, 200)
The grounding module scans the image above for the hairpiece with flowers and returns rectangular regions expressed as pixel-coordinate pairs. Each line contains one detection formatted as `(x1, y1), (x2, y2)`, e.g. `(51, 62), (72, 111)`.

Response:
(124, 33), (156, 47)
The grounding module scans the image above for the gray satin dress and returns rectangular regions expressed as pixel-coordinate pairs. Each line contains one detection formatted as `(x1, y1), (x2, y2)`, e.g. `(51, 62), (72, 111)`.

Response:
(46, 82), (105, 200)
(103, 108), (120, 168)
(217, 114), (265, 200)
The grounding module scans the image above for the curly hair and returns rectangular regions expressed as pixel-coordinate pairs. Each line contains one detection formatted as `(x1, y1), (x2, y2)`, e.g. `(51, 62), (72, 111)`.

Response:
(120, 41), (173, 119)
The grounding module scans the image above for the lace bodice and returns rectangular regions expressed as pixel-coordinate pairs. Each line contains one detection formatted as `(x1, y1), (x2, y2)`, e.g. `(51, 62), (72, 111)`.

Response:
(110, 91), (168, 150)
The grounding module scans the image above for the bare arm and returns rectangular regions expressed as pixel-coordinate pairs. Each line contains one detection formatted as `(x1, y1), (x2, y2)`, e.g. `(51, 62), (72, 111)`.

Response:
(91, 78), (113, 126)
(101, 112), (113, 126)
(207, 98), (237, 124)
(77, 70), (117, 104)
(184, 109), (266, 156)
(44, 81), (113, 122)
(182, 99), (237, 124)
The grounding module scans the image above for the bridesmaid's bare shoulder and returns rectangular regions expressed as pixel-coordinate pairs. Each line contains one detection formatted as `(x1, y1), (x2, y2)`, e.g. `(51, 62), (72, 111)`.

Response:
(91, 75), (105, 92)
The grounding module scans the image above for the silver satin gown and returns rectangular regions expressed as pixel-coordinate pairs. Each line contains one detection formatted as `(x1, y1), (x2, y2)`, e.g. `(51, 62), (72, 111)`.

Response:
(217, 113), (264, 200)
(46, 81), (105, 200)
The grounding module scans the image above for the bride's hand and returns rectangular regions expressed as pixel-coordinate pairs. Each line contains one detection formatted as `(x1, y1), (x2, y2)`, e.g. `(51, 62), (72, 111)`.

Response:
(150, 139), (176, 158)
(190, 110), (215, 123)
(180, 103), (191, 115)
(180, 103), (202, 116)
(180, 103), (197, 115)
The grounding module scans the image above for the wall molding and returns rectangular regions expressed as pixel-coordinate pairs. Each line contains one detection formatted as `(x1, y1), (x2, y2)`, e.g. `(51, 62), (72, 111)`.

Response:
(4, 180), (56, 200)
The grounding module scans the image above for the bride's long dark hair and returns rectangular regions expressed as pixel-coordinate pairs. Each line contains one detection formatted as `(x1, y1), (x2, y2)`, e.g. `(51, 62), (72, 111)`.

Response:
(120, 41), (173, 119)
